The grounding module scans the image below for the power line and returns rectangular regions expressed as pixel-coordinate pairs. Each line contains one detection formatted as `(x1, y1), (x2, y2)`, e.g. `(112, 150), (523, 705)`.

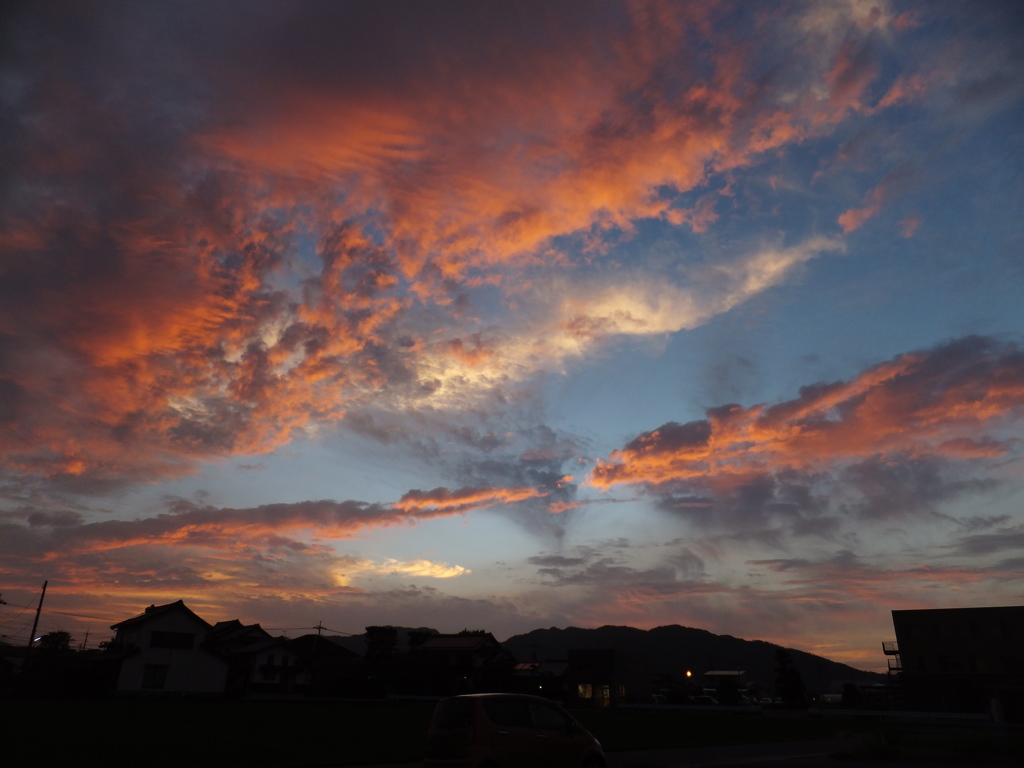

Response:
(46, 609), (121, 622)
(1, 613), (37, 643)
(0, 599), (37, 625)
(0, 600), (38, 612)
(264, 625), (358, 636)
(320, 626), (357, 636)
(0, 586), (43, 636)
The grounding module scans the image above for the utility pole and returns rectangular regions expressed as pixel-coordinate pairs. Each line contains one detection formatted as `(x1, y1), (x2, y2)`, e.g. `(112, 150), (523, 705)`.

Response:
(25, 581), (47, 663)
(26, 581), (47, 651)
(80, 630), (90, 652)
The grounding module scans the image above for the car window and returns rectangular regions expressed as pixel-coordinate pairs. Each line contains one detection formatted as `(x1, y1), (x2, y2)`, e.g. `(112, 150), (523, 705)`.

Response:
(482, 697), (532, 728)
(529, 700), (570, 731)
(432, 697), (473, 728)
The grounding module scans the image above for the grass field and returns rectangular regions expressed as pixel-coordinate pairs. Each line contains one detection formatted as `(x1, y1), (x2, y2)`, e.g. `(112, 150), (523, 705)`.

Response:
(1, 697), (1019, 766)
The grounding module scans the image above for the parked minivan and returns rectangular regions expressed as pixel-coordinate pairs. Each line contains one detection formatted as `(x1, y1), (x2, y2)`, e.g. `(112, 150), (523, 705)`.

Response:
(423, 693), (606, 768)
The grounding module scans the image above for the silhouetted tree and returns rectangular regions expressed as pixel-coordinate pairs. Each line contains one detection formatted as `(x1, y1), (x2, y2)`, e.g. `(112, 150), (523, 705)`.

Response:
(408, 629), (435, 648)
(37, 630), (72, 653)
(774, 649), (807, 709)
(18, 630), (81, 695)
(364, 626), (398, 671)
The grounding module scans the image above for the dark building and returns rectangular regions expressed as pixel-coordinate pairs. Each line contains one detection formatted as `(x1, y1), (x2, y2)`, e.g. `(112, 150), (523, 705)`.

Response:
(566, 648), (646, 707)
(408, 631), (516, 694)
(889, 605), (1024, 720)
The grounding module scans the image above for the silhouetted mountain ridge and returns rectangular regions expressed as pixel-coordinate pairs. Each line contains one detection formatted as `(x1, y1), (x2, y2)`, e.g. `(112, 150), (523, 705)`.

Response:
(502, 624), (883, 691)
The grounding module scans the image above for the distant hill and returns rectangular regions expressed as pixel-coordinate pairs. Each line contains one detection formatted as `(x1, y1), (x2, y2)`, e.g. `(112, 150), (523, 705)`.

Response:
(502, 625), (884, 692)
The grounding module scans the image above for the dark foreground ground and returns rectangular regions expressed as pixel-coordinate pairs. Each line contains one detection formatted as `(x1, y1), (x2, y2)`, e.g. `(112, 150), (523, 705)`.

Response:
(1, 697), (1020, 766)
(349, 737), (1022, 768)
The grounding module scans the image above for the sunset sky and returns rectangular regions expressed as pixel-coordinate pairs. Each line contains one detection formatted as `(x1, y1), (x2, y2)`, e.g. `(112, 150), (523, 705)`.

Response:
(2, 0), (1023, 671)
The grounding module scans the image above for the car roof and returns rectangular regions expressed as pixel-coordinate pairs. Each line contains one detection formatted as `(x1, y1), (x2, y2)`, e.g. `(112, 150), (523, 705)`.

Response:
(443, 693), (550, 701)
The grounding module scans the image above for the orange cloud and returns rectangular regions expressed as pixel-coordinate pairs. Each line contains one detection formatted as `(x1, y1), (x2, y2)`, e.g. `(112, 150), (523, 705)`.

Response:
(838, 184), (887, 232)
(823, 37), (880, 118)
(892, 12), (921, 33)
(193, 0), (909, 290)
(838, 165), (915, 232)
(0, 0), (935, 487)
(874, 72), (931, 111)
(899, 213), (921, 238)
(0, 476), (556, 632)
(590, 337), (1024, 491)
(393, 485), (545, 514)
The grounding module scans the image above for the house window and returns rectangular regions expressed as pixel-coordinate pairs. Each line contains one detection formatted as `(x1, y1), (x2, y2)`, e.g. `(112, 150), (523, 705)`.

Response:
(577, 683), (592, 699)
(262, 654), (277, 682)
(150, 631), (195, 649)
(142, 664), (169, 690)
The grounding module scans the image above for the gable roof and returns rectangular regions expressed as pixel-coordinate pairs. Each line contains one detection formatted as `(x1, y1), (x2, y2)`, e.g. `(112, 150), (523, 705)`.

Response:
(110, 599), (211, 631)
(207, 620), (272, 645)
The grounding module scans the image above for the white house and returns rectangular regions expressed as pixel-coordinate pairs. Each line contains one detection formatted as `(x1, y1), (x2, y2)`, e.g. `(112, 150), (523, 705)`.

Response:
(110, 600), (228, 695)
(243, 636), (307, 694)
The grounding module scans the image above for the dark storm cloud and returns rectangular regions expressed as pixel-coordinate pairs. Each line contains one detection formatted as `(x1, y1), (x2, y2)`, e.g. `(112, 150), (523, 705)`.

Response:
(528, 541), (706, 591)
(528, 555), (588, 568)
(343, 406), (586, 533)
(940, 526), (1024, 558)
(654, 469), (834, 535)
(841, 455), (1000, 520)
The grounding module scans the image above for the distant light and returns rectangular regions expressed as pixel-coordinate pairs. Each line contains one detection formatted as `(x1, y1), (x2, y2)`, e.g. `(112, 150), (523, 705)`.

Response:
(686, 670), (692, 677)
